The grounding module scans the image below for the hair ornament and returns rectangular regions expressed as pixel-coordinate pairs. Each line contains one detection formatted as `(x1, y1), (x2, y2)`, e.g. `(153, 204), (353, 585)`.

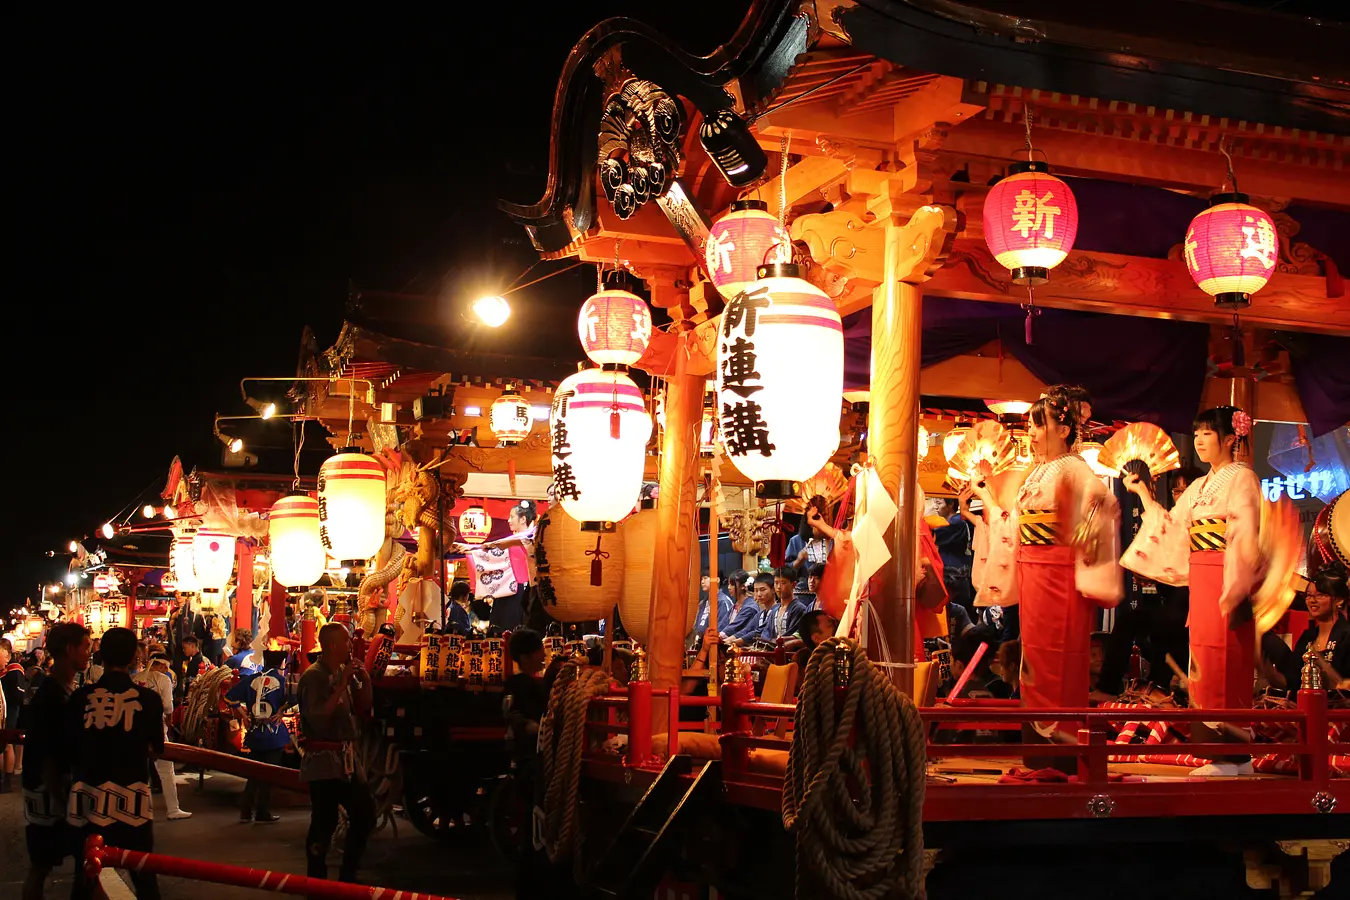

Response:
(1232, 410), (1252, 437)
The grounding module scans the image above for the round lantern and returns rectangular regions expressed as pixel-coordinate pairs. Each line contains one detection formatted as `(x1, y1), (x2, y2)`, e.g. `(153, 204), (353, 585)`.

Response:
(983, 161), (1079, 284)
(161, 573), (177, 593)
(490, 391), (532, 445)
(705, 199), (792, 300)
(577, 288), (652, 367)
(715, 262), (843, 499)
(93, 574), (111, 595)
(172, 531), (200, 594)
(458, 505), (493, 544)
(617, 507), (658, 642)
(193, 530), (237, 612)
(318, 448), (387, 563)
(25, 615), (44, 636)
(943, 421), (972, 463)
(268, 494), (325, 589)
(550, 368), (652, 526)
(538, 507), (626, 623)
(1182, 193), (1278, 308)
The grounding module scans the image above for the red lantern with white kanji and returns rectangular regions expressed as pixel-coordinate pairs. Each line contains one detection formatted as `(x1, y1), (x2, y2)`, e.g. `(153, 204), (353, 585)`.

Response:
(550, 368), (652, 526)
(1183, 193), (1278, 307)
(578, 289), (652, 367)
(458, 505), (493, 544)
(716, 263), (843, 499)
(490, 391), (533, 445)
(705, 199), (792, 300)
(983, 161), (1079, 285)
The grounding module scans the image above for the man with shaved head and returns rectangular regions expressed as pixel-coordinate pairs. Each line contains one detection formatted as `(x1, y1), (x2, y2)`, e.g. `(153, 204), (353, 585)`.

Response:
(297, 622), (374, 883)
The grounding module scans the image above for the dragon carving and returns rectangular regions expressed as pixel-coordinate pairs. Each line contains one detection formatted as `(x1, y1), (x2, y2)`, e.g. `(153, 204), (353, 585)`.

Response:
(356, 449), (410, 636)
(387, 451), (469, 641)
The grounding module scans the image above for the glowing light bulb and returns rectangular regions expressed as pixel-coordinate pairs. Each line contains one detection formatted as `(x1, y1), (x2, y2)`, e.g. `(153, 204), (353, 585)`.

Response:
(142, 504), (156, 518)
(229, 437), (244, 453)
(472, 295), (511, 327)
(100, 523), (114, 540)
(259, 402), (276, 420)
(68, 540), (78, 553)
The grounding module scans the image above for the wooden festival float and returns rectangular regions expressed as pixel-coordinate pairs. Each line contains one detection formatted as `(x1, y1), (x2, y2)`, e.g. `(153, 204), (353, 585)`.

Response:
(480, 0), (1350, 896)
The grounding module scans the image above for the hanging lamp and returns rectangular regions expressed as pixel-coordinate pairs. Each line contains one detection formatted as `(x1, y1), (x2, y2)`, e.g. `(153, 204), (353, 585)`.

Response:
(268, 494), (325, 590)
(490, 389), (532, 446)
(317, 447), (387, 564)
(705, 199), (792, 300)
(550, 367), (652, 528)
(193, 530), (237, 613)
(458, 505), (493, 544)
(578, 283), (653, 368)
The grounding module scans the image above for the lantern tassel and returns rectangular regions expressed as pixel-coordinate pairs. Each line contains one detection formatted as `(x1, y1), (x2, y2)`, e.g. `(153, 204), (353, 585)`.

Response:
(586, 533), (610, 586)
(610, 407), (621, 440)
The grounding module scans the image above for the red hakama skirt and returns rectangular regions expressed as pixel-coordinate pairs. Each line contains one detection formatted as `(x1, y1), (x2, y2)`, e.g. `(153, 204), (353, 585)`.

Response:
(1017, 543), (1096, 732)
(1187, 550), (1255, 710)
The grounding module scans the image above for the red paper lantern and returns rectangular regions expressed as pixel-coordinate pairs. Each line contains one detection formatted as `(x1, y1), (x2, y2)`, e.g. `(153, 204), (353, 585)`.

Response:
(705, 199), (791, 299)
(983, 161), (1079, 285)
(578, 288), (652, 367)
(1182, 193), (1278, 308)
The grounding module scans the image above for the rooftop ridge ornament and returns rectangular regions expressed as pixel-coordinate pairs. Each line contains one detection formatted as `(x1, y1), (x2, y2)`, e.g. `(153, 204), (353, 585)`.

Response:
(598, 79), (682, 221)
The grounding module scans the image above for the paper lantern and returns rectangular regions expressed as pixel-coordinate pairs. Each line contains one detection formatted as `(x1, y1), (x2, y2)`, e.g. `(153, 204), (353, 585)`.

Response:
(715, 263), (843, 499)
(172, 531), (199, 594)
(918, 424), (930, 460)
(490, 391), (532, 445)
(538, 507), (625, 623)
(25, 615), (44, 636)
(617, 507), (658, 642)
(193, 530), (237, 612)
(705, 200), (791, 299)
(161, 573), (177, 593)
(1182, 193), (1278, 307)
(983, 161), (1079, 284)
(943, 422), (972, 463)
(458, 505), (493, 544)
(268, 494), (325, 589)
(578, 288), (652, 367)
(93, 574), (111, 595)
(550, 368), (652, 526)
(318, 448), (387, 563)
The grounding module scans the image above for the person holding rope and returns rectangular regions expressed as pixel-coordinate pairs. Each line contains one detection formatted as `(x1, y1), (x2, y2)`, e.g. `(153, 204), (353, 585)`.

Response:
(297, 622), (374, 883)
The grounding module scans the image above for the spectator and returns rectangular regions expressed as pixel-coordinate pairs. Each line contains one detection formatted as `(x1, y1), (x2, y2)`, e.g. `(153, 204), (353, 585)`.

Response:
(297, 622), (374, 883)
(691, 574), (734, 646)
(1264, 565), (1350, 691)
(503, 629), (547, 760)
(992, 640), (1022, 700)
(744, 573), (778, 644)
(226, 656), (290, 824)
(1088, 632), (1114, 702)
(181, 635), (210, 692)
(792, 610), (839, 672)
(22, 621), (91, 900)
(771, 567), (811, 643)
(134, 653), (190, 820)
(786, 497), (835, 583)
(796, 562), (825, 609)
(67, 627), (166, 900)
(1, 637), (27, 787)
(934, 494), (975, 611)
(719, 570), (760, 642)
(447, 580), (473, 634)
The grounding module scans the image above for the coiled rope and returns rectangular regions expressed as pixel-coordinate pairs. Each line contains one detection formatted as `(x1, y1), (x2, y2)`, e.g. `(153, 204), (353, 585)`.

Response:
(539, 660), (611, 871)
(782, 637), (928, 900)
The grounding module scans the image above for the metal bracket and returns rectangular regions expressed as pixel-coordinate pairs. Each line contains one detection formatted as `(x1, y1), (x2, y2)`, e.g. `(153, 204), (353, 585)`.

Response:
(1087, 794), (1115, 818)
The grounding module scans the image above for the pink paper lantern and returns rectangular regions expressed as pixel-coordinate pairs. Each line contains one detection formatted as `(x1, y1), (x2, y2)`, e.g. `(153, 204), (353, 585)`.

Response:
(705, 199), (791, 299)
(577, 288), (652, 367)
(1182, 193), (1278, 307)
(983, 161), (1079, 285)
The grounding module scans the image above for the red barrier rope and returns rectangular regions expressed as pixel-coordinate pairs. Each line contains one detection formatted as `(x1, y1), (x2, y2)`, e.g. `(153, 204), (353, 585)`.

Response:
(84, 836), (460, 900)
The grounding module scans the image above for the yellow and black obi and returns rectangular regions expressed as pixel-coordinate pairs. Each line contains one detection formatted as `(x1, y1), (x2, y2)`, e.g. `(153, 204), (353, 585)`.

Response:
(1019, 509), (1059, 546)
(1189, 517), (1227, 552)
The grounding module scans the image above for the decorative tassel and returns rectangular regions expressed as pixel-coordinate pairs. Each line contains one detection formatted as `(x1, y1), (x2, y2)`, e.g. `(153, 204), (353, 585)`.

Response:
(610, 407), (621, 439)
(1025, 309), (1034, 345)
(585, 533), (610, 586)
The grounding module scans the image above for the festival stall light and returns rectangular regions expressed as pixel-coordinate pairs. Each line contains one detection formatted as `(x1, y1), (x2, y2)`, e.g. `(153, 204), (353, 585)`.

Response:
(68, 540), (79, 553)
(472, 295), (511, 327)
(705, 200), (792, 300)
(716, 260), (844, 500)
(1078, 441), (1116, 480)
(550, 367), (652, 528)
(918, 425), (931, 460)
(268, 494), (326, 590)
(141, 504), (156, 518)
(172, 530), (200, 594)
(318, 447), (386, 564)
(163, 505), (177, 519)
(490, 389), (533, 446)
(699, 109), (769, 187)
(245, 397), (278, 419)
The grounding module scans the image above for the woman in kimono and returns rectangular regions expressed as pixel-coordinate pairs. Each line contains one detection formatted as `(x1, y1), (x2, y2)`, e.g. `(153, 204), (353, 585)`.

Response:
(969, 387), (1122, 761)
(1120, 405), (1259, 776)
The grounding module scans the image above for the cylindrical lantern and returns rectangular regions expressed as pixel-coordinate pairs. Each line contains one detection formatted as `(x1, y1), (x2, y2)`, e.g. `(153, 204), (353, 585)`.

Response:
(943, 421), (972, 463)
(918, 424), (930, 460)
(715, 262), (843, 499)
(318, 448), (387, 563)
(172, 531), (199, 594)
(704, 200), (792, 300)
(983, 161), (1079, 285)
(578, 288), (653, 367)
(458, 505), (493, 544)
(538, 507), (626, 623)
(193, 530), (237, 612)
(25, 615), (44, 636)
(618, 507), (658, 643)
(268, 494), (325, 590)
(550, 368), (652, 526)
(161, 573), (177, 593)
(490, 391), (532, 446)
(93, 574), (111, 595)
(1183, 193), (1278, 308)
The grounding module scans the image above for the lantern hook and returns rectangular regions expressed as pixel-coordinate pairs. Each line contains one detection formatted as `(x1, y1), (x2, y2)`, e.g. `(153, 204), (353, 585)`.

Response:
(1219, 137), (1239, 194)
(778, 131), (792, 229)
(1023, 105), (1035, 162)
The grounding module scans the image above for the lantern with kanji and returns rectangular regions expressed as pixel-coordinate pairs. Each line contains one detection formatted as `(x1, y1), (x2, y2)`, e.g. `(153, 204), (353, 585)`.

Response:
(318, 448), (387, 563)
(458, 505), (493, 544)
(550, 368), (652, 527)
(578, 288), (652, 367)
(983, 161), (1079, 284)
(161, 572), (177, 593)
(268, 494), (325, 590)
(715, 262), (843, 499)
(193, 530), (237, 612)
(1182, 193), (1278, 308)
(705, 199), (792, 300)
(172, 530), (199, 593)
(93, 574), (112, 595)
(490, 391), (532, 445)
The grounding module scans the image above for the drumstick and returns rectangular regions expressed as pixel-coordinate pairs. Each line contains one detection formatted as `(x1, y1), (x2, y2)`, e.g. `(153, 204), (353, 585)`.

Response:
(1165, 654), (1189, 691)
(947, 642), (988, 700)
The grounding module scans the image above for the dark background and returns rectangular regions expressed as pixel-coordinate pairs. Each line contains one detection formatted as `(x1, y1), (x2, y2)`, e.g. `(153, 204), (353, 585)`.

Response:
(10, 4), (750, 599)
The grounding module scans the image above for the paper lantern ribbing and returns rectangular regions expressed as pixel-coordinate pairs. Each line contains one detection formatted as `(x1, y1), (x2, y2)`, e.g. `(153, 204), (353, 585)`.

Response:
(268, 494), (325, 589)
(1182, 193), (1278, 308)
(490, 392), (532, 445)
(716, 263), (843, 499)
(705, 200), (791, 300)
(983, 161), (1079, 285)
(617, 507), (658, 642)
(458, 505), (493, 544)
(550, 368), (652, 526)
(172, 532), (200, 594)
(318, 448), (387, 563)
(578, 289), (652, 367)
(193, 530), (237, 612)
(538, 507), (626, 623)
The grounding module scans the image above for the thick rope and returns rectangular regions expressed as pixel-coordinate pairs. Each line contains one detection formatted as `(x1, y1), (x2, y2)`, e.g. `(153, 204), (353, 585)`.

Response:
(782, 638), (928, 900)
(539, 661), (611, 871)
(180, 667), (235, 746)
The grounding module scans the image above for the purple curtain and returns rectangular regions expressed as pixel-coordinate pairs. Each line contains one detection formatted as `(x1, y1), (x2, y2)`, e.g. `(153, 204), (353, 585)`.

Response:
(1287, 333), (1350, 437)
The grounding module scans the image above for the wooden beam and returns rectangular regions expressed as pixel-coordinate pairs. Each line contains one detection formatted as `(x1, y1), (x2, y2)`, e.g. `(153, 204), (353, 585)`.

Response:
(758, 156), (850, 219)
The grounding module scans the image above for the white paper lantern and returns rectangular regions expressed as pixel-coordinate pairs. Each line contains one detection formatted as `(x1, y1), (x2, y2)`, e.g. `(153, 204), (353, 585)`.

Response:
(318, 448), (387, 563)
(172, 531), (200, 594)
(715, 263), (843, 498)
(490, 392), (532, 445)
(193, 530), (237, 612)
(577, 288), (652, 367)
(268, 494), (326, 589)
(550, 368), (652, 526)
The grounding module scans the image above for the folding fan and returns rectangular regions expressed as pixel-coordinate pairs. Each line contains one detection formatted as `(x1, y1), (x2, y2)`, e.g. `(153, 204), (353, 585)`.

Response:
(1097, 422), (1181, 479)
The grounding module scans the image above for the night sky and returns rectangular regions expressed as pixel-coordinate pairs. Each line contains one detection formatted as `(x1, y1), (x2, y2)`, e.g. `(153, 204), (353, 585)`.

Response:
(12, 4), (750, 599)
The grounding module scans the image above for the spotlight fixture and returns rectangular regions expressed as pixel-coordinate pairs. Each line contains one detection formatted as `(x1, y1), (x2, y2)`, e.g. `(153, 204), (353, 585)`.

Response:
(215, 427), (244, 453)
(100, 523), (114, 540)
(142, 504), (156, 518)
(699, 108), (769, 188)
(472, 295), (511, 327)
(246, 397), (278, 419)
(68, 540), (79, 553)
(163, 506), (177, 520)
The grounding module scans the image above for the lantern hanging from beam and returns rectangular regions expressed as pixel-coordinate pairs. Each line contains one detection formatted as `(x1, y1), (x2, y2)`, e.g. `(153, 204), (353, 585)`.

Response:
(705, 200), (791, 300)
(1182, 193), (1278, 308)
(716, 262), (843, 500)
(318, 448), (387, 563)
(490, 391), (532, 446)
(537, 507), (627, 623)
(268, 494), (325, 590)
(578, 288), (652, 367)
(93, 574), (111, 595)
(943, 421), (972, 463)
(617, 506), (659, 643)
(550, 368), (652, 527)
(193, 530), (237, 612)
(983, 161), (1079, 285)
(172, 530), (199, 594)
(458, 505), (493, 544)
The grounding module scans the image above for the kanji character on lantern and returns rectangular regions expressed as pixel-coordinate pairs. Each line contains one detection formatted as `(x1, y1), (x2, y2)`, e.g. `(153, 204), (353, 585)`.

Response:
(704, 200), (791, 300)
(1182, 193), (1279, 308)
(1010, 189), (1063, 240)
(983, 161), (1080, 285)
(577, 288), (652, 367)
(549, 368), (651, 525)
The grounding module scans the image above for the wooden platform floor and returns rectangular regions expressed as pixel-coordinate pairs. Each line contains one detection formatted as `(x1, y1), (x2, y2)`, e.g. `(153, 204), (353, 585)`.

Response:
(928, 755), (1295, 783)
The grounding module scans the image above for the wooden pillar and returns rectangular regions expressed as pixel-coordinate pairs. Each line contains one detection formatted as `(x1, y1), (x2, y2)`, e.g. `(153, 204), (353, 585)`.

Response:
(868, 227), (924, 697)
(649, 352), (703, 720)
(235, 542), (254, 634)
